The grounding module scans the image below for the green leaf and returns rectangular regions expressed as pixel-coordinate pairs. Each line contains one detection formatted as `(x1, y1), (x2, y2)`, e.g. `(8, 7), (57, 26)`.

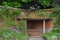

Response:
(22, 0), (29, 2)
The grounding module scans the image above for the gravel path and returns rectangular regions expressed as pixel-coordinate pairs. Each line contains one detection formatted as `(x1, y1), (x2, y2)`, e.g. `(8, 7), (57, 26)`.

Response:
(29, 36), (45, 40)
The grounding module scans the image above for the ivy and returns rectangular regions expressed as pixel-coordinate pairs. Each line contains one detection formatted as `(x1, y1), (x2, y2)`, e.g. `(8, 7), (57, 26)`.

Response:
(50, 7), (60, 29)
(0, 7), (25, 30)
(36, 7), (60, 32)
(0, 7), (28, 40)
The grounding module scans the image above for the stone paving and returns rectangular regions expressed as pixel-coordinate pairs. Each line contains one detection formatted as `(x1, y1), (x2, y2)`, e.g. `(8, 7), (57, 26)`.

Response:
(29, 36), (45, 40)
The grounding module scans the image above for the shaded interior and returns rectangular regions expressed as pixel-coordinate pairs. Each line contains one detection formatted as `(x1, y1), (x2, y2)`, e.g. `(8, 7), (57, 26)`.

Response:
(27, 19), (53, 36)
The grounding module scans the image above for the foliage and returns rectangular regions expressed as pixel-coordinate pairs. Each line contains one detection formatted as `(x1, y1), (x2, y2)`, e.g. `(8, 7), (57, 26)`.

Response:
(43, 7), (60, 40)
(57, 33), (60, 40)
(1, 7), (27, 31)
(22, 0), (30, 2)
(36, 7), (60, 32)
(0, 7), (28, 40)
(0, 27), (28, 40)
(35, 10), (52, 18)
(39, 0), (52, 8)
(33, 6), (60, 40)
(0, 7), (20, 26)
(43, 31), (58, 40)
(52, 0), (60, 7)
(1, 0), (60, 9)
(0, 0), (53, 10)
(0, 7), (20, 19)
(50, 7), (60, 30)
(2, 2), (22, 8)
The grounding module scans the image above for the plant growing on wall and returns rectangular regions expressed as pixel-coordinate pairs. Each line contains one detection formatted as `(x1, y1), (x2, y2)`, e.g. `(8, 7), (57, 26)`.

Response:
(0, 9), (4, 19)
(45, 7), (60, 31)
(0, 27), (28, 40)
(35, 10), (52, 18)
(43, 7), (60, 40)
(0, 7), (28, 40)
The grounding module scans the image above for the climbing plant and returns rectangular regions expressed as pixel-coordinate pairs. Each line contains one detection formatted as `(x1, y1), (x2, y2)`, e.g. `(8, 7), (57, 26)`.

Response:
(36, 7), (60, 31)
(43, 7), (60, 40)
(50, 7), (60, 31)
(0, 7), (28, 40)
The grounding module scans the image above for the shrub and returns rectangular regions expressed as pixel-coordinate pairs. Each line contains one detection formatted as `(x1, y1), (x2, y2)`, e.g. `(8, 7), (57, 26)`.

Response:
(39, 0), (52, 8)
(0, 0), (53, 9)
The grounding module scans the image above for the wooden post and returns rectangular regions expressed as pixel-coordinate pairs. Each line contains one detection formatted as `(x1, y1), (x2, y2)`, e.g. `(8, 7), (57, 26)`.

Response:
(43, 19), (45, 33)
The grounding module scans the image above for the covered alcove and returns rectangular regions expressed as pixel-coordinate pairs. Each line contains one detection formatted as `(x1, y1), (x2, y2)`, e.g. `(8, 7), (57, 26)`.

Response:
(18, 9), (53, 36)
(27, 18), (53, 36)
